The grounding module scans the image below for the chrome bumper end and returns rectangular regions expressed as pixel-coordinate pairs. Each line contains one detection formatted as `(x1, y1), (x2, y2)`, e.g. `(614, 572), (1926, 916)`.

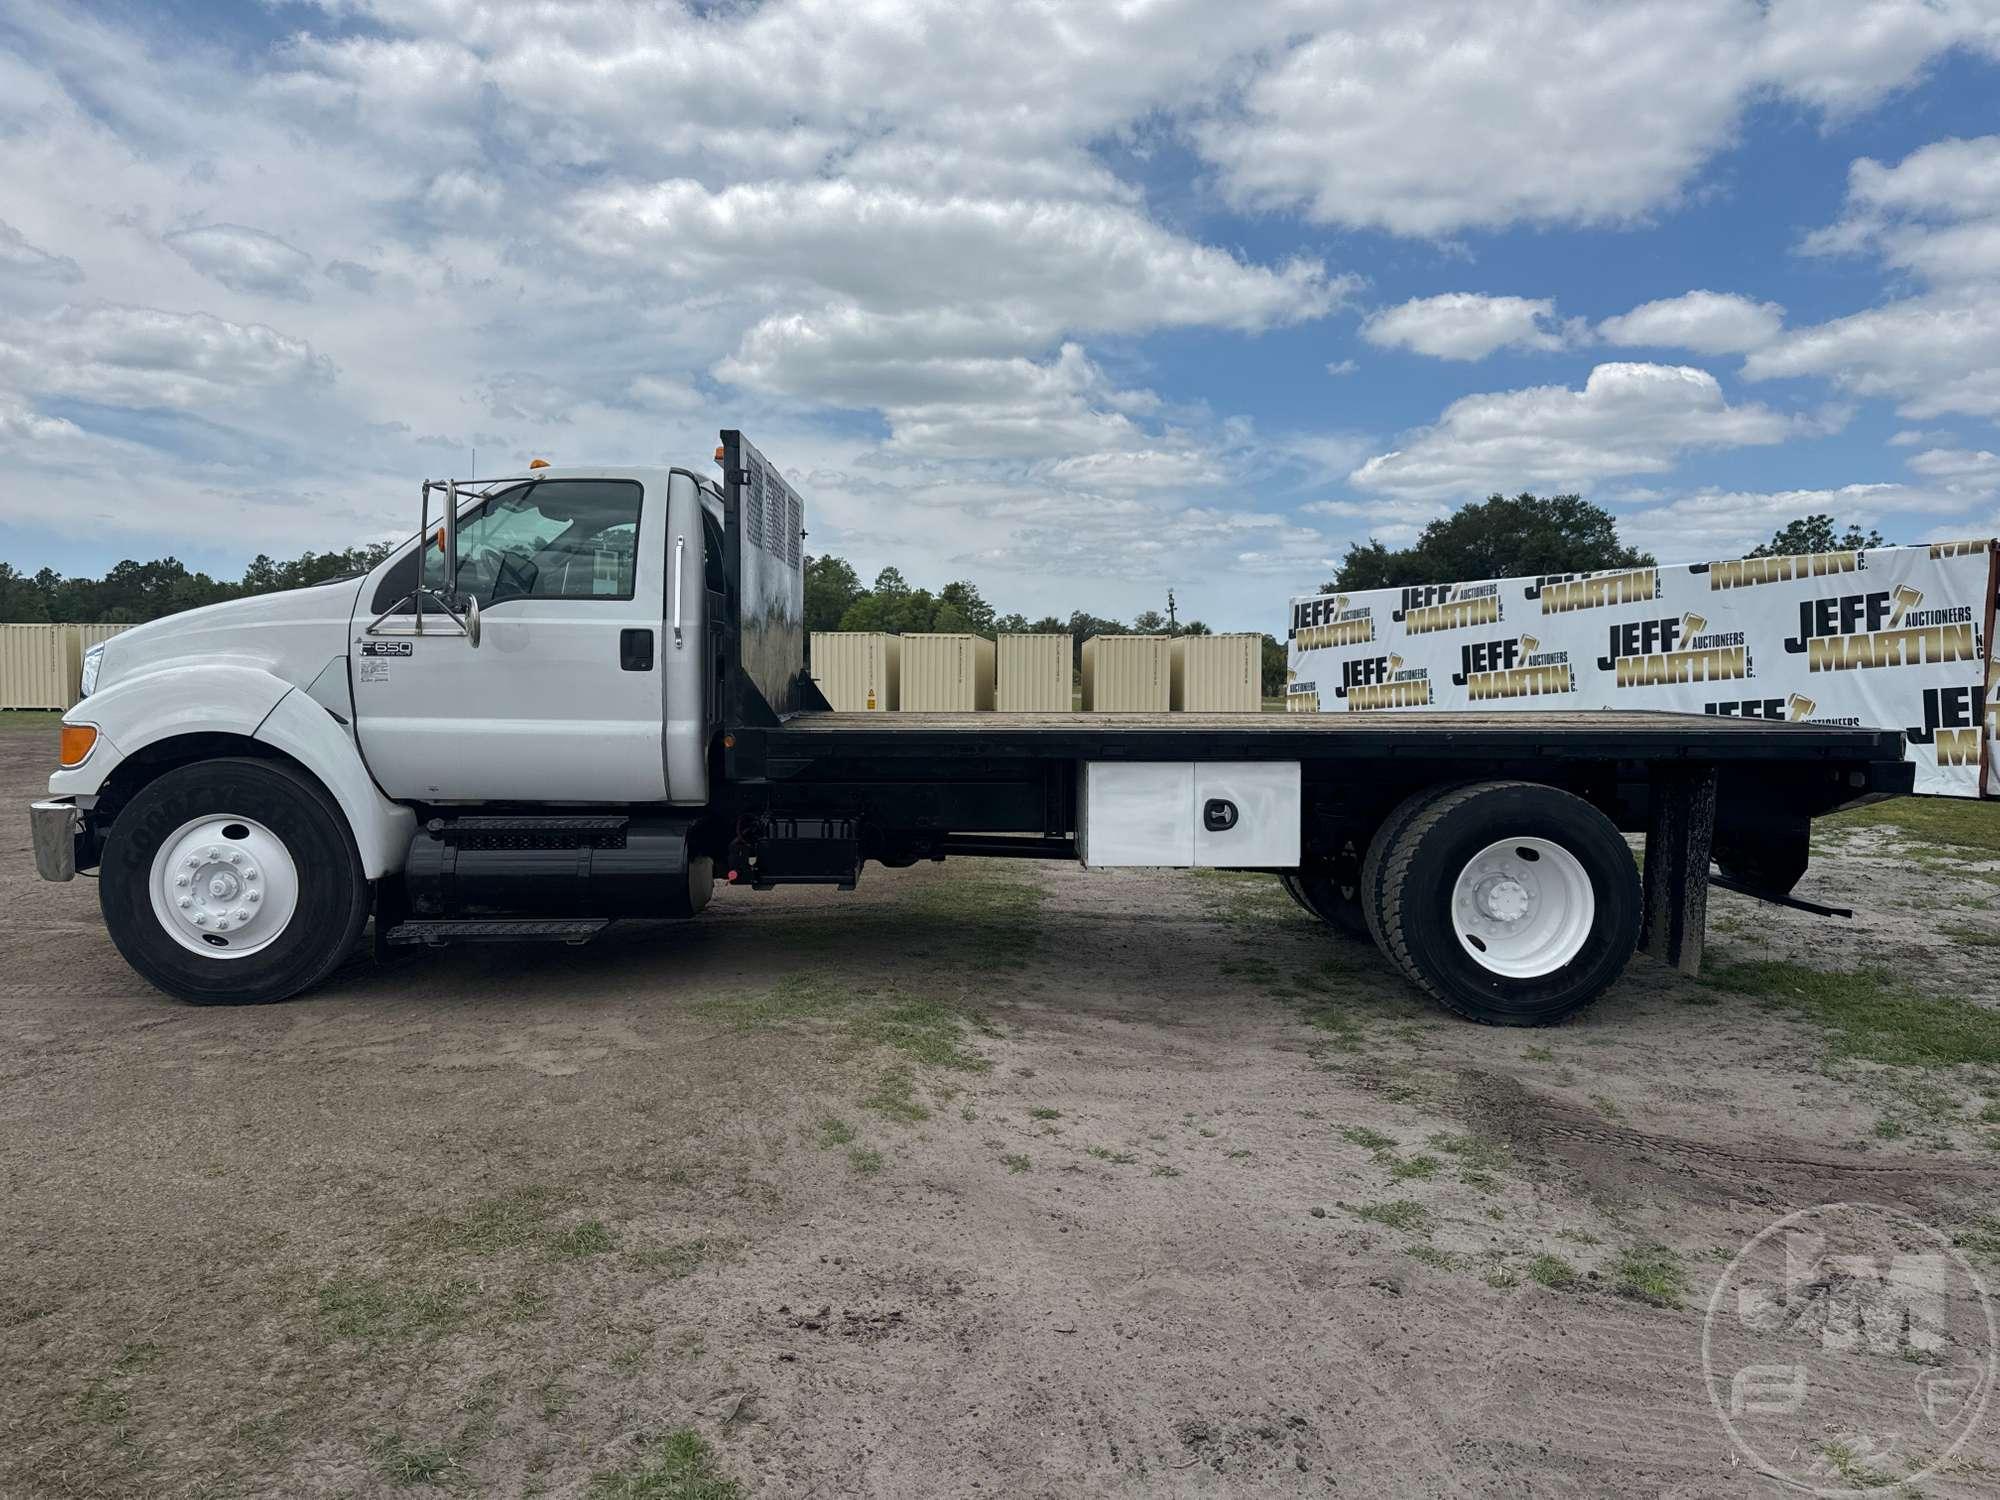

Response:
(31, 798), (79, 882)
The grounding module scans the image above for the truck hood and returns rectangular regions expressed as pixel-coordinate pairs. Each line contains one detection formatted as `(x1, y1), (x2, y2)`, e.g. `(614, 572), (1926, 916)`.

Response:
(91, 576), (365, 698)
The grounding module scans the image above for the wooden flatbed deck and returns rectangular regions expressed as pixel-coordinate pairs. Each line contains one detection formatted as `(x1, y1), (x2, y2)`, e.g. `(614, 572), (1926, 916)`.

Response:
(753, 709), (1907, 766)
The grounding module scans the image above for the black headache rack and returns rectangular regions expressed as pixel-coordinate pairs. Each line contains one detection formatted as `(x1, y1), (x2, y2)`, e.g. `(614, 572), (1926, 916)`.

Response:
(716, 430), (828, 732)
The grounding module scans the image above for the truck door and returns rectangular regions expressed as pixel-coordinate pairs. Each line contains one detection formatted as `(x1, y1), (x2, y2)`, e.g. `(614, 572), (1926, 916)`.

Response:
(352, 476), (667, 803)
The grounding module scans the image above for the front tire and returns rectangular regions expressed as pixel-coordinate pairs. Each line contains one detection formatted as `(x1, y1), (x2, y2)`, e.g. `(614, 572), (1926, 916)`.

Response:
(101, 758), (369, 1005)
(1369, 781), (1639, 1026)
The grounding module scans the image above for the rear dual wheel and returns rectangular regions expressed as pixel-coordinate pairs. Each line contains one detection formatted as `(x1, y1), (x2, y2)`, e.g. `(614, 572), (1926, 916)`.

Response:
(1281, 838), (1369, 939)
(1363, 781), (1639, 1026)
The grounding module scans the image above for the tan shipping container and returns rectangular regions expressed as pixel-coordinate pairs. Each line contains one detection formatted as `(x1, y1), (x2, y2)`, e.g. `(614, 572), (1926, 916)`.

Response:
(899, 633), (996, 711)
(1171, 633), (1262, 712)
(0, 624), (131, 710)
(810, 631), (899, 711)
(1080, 635), (1170, 712)
(995, 633), (1071, 711)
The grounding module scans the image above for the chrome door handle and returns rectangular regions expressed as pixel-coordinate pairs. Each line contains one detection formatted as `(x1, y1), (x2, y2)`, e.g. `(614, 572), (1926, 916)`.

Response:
(672, 536), (685, 648)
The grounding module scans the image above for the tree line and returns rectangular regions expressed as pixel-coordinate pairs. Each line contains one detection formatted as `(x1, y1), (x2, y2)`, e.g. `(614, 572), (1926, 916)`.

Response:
(1320, 493), (1887, 593)
(0, 546), (395, 625)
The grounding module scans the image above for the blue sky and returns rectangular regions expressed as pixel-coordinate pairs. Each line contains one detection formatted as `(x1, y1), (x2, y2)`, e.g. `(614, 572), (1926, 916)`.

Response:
(1, 1), (1997, 631)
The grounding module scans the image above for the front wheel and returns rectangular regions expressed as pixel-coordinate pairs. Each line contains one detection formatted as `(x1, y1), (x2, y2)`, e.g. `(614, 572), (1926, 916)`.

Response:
(1368, 781), (1639, 1026)
(100, 758), (369, 1005)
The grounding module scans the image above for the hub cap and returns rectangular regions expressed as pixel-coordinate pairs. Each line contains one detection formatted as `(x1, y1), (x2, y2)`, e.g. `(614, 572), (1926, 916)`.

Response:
(147, 815), (300, 960)
(1449, 837), (1593, 979)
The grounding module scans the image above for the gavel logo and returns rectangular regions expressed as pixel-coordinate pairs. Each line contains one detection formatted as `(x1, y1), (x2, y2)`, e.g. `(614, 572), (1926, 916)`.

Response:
(1889, 584), (1923, 628)
(1787, 694), (1816, 722)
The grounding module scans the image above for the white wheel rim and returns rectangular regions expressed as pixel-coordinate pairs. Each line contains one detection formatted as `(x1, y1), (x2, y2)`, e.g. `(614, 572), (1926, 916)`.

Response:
(1449, 837), (1594, 979)
(148, 814), (300, 960)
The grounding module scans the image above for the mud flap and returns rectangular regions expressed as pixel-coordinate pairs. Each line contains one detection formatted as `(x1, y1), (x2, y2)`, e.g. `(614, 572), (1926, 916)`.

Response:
(1640, 764), (1717, 976)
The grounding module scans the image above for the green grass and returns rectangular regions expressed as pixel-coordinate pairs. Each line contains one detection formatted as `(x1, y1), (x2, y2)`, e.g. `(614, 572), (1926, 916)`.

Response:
(1002, 1153), (1031, 1173)
(1086, 1146), (1139, 1165)
(854, 999), (990, 1071)
(1028, 1107), (1061, 1120)
(1943, 924), (2000, 947)
(1387, 1153), (1441, 1182)
(847, 1146), (883, 1175)
(1350, 1199), (1430, 1233)
(1610, 1244), (1691, 1307)
(548, 1220), (615, 1259)
(1340, 1125), (1395, 1151)
(1528, 1254), (1579, 1290)
(0, 709), (61, 732)
(1150, 1164), (1181, 1178)
(316, 1274), (472, 1344)
(863, 1066), (931, 1123)
(410, 1186), (561, 1256)
(373, 1433), (462, 1488)
(814, 1117), (856, 1148)
(1823, 795), (2000, 854)
(1404, 1244), (1460, 1270)
(1705, 961), (2000, 1067)
(587, 1429), (742, 1499)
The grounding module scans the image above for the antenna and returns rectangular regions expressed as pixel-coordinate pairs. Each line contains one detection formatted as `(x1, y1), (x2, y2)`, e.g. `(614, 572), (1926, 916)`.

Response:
(470, 446), (476, 482)
(1166, 587), (1177, 632)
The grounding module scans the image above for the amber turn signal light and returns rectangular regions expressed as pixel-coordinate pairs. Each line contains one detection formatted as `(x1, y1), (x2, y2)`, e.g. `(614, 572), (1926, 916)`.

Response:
(59, 724), (98, 767)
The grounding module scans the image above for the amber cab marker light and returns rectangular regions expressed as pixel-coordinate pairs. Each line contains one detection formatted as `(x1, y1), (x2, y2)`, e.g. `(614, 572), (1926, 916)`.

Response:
(528, 457), (550, 469)
(59, 724), (98, 767)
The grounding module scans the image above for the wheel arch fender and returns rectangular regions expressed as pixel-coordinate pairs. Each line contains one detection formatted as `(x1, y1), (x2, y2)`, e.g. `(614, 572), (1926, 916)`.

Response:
(61, 663), (415, 880)
(252, 688), (417, 879)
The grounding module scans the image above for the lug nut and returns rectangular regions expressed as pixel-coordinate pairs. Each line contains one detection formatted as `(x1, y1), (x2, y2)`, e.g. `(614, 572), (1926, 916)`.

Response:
(178, 896), (191, 909)
(228, 852), (242, 865)
(234, 909), (249, 922)
(247, 892), (260, 904)
(193, 914), (207, 926)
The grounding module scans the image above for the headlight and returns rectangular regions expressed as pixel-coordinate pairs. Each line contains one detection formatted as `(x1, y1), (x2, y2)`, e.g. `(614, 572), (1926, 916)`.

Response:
(79, 644), (104, 698)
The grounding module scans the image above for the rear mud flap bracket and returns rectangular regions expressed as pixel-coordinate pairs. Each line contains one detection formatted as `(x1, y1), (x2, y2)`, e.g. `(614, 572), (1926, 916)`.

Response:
(1640, 764), (1717, 976)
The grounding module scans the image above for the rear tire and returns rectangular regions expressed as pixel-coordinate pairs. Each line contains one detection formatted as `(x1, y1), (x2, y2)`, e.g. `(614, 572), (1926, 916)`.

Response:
(1370, 781), (1639, 1026)
(1360, 786), (1458, 952)
(1289, 839), (1371, 940)
(100, 758), (369, 1005)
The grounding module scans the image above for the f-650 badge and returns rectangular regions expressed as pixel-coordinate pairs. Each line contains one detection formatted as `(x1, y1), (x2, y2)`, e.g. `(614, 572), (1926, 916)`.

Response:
(360, 640), (414, 657)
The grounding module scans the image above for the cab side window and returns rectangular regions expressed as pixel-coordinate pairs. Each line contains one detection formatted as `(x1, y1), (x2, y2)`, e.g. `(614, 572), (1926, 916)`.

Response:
(374, 480), (643, 613)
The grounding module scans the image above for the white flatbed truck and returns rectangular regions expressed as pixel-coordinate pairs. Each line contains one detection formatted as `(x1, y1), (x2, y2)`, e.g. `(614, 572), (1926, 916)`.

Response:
(31, 433), (1912, 1024)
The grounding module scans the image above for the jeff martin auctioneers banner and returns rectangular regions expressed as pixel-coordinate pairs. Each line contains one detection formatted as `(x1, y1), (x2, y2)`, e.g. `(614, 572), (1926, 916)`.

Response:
(1286, 540), (1999, 799)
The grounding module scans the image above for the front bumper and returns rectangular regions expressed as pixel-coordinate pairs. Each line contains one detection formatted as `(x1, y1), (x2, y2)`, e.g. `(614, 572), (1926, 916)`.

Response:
(30, 799), (79, 882)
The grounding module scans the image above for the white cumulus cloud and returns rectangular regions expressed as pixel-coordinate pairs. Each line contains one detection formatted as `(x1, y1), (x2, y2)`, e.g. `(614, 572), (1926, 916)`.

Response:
(1361, 294), (1572, 361)
(1597, 291), (1785, 354)
(1349, 362), (1795, 502)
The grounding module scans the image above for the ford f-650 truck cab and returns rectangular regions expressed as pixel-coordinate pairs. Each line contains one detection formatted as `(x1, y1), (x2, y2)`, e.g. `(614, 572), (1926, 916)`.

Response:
(31, 433), (1912, 1024)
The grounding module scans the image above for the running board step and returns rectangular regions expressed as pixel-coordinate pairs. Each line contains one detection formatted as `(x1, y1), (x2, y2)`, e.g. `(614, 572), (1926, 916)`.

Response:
(384, 918), (611, 948)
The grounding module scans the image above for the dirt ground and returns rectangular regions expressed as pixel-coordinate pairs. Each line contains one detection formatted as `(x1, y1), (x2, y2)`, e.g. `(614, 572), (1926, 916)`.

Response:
(3, 721), (1999, 1498)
